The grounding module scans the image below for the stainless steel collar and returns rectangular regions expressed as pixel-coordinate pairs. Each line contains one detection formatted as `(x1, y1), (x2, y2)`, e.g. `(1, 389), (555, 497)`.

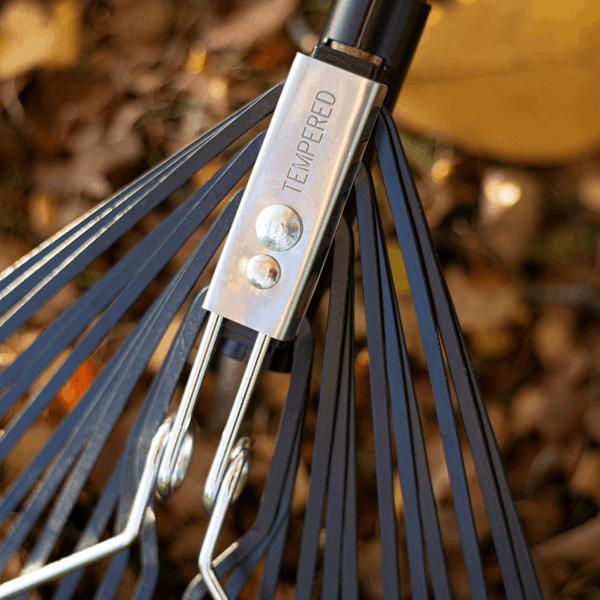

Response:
(204, 53), (386, 340)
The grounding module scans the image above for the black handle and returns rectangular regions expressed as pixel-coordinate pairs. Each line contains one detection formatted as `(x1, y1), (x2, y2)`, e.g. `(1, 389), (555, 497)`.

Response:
(317, 0), (430, 107)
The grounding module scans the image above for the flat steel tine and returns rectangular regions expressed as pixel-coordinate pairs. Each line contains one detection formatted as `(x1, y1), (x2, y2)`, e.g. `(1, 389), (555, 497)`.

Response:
(372, 193), (451, 599)
(294, 218), (353, 600)
(0, 119), (266, 346)
(131, 501), (160, 600)
(0, 420), (171, 600)
(321, 271), (354, 600)
(0, 174), (245, 458)
(382, 107), (541, 599)
(0, 194), (242, 552)
(202, 332), (271, 514)
(198, 438), (252, 600)
(374, 113), (489, 599)
(0, 131), (264, 397)
(157, 310), (223, 499)
(341, 305), (359, 600)
(51, 289), (209, 600)
(0, 83), (282, 307)
(355, 167), (405, 599)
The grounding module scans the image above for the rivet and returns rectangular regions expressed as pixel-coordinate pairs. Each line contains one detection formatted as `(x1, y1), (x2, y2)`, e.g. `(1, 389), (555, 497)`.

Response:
(246, 255), (281, 289)
(255, 205), (302, 251)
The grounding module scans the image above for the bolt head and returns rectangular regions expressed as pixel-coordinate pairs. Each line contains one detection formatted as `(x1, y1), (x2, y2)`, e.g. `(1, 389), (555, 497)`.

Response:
(255, 204), (302, 251)
(246, 255), (281, 289)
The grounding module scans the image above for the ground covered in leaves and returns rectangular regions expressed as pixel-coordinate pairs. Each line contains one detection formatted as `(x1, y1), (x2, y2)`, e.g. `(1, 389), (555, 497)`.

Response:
(2, 0), (600, 599)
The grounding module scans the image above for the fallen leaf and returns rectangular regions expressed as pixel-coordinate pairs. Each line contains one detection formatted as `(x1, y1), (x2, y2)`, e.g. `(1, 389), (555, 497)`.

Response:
(54, 358), (95, 412)
(0, 0), (81, 79)
(478, 167), (542, 266)
(0, 1), (55, 79)
(202, 0), (300, 51)
(396, 0), (600, 163)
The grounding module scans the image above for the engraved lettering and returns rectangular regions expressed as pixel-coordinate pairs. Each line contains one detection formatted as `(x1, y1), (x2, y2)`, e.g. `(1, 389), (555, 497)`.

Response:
(292, 152), (313, 172)
(316, 90), (336, 105)
(287, 167), (308, 184)
(311, 101), (332, 118)
(282, 180), (302, 193)
(306, 114), (326, 131)
(297, 141), (314, 156)
(302, 127), (322, 143)
(282, 90), (336, 194)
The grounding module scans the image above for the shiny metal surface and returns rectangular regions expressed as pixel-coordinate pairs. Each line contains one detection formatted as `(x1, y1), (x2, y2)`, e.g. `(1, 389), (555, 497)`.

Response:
(198, 438), (251, 600)
(203, 53), (386, 340)
(0, 419), (173, 600)
(255, 204), (303, 251)
(157, 311), (223, 499)
(202, 332), (270, 514)
(246, 255), (281, 289)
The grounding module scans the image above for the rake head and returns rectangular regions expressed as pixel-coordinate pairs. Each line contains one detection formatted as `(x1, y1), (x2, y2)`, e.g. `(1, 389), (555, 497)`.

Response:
(0, 3), (543, 599)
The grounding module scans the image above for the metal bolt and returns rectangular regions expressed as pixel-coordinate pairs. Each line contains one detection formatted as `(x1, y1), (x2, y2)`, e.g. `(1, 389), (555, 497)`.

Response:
(246, 255), (281, 289)
(255, 205), (302, 251)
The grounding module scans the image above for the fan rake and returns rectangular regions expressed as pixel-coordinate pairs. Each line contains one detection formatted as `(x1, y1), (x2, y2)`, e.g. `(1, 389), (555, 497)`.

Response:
(1, 0), (544, 598)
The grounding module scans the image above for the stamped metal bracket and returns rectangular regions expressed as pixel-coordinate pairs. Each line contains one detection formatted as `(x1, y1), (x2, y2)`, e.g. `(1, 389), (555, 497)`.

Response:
(204, 53), (386, 341)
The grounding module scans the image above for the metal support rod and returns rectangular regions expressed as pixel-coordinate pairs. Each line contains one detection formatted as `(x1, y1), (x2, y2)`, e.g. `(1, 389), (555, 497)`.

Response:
(202, 332), (270, 514)
(0, 420), (173, 600)
(157, 311), (223, 499)
(198, 438), (251, 600)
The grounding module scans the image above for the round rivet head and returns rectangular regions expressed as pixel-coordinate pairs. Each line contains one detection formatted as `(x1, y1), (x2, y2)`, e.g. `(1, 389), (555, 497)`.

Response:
(246, 255), (281, 289)
(255, 204), (302, 251)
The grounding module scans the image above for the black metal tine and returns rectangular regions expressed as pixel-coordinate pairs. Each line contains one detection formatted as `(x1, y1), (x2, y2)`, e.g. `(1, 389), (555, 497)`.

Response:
(221, 423), (302, 600)
(374, 115), (490, 599)
(255, 509), (291, 600)
(181, 318), (313, 600)
(0, 132), (263, 433)
(0, 83), (282, 311)
(294, 217), (353, 600)
(454, 315), (542, 599)
(182, 437), (298, 600)
(50, 288), (209, 600)
(0, 84), (280, 294)
(131, 498), (160, 600)
(95, 295), (212, 600)
(92, 549), (130, 600)
(341, 309), (358, 600)
(356, 166), (408, 599)
(0, 194), (241, 564)
(379, 108), (541, 599)
(0, 131), (263, 394)
(321, 273), (354, 600)
(372, 192), (451, 599)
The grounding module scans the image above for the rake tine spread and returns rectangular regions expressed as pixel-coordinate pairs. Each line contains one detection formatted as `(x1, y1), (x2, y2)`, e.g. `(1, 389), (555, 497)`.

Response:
(0, 0), (546, 598)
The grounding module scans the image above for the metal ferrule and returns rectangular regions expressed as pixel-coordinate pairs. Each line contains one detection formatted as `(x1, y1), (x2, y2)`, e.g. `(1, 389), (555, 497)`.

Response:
(203, 53), (386, 341)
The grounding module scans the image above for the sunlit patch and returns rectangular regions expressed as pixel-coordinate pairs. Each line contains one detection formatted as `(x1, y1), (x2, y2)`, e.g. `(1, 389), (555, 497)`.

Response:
(431, 156), (453, 184)
(482, 172), (522, 220)
(185, 42), (207, 75)
(208, 77), (228, 101)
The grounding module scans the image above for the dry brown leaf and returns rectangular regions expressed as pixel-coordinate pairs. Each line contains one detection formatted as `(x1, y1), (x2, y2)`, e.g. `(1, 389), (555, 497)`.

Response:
(202, 0), (300, 51)
(396, 0), (600, 163)
(532, 304), (577, 369)
(536, 514), (600, 565)
(444, 265), (528, 333)
(0, 0), (81, 79)
(478, 167), (542, 266)
(569, 449), (600, 505)
(109, 0), (171, 47)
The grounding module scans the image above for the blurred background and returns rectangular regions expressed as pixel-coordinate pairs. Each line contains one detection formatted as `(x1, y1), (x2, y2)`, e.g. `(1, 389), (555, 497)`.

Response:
(2, 0), (600, 598)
